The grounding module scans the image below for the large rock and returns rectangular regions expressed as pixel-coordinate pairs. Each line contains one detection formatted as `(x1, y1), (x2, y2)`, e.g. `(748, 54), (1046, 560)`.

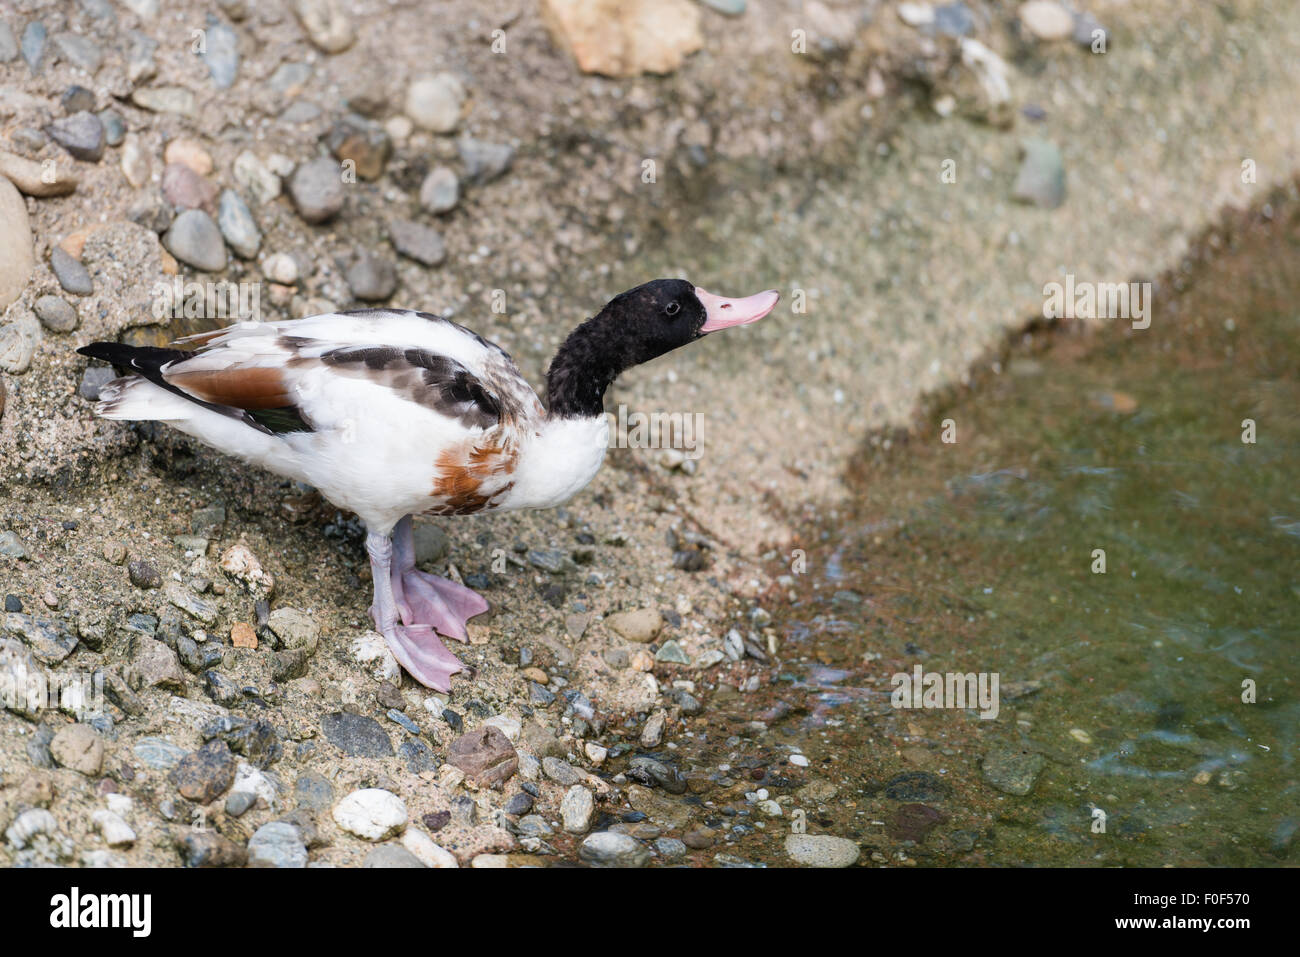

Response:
(0, 177), (34, 309)
(541, 0), (703, 77)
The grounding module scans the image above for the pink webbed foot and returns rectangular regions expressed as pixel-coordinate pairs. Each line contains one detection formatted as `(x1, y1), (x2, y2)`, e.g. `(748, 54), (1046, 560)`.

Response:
(373, 615), (466, 694)
(398, 569), (489, 643)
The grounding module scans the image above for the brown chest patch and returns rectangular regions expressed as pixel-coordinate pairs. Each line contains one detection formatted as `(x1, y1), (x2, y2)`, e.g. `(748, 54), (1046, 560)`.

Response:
(426, 435), (519, 515)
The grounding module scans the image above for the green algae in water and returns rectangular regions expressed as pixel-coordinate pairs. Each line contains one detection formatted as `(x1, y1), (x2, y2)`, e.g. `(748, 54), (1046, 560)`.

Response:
(717, 202), (1300, 867)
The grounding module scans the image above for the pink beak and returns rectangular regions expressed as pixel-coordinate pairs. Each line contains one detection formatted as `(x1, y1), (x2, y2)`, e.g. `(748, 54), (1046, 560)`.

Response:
(695, 287), (780, 333)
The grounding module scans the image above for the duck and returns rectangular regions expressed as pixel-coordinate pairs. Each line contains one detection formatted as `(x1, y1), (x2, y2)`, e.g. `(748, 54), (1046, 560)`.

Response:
(77, 279), (779, 692)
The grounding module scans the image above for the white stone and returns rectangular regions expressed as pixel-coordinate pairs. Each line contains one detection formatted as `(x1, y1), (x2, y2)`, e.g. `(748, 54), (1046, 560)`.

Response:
(333, 788), (407, 841)
(405, 73), (465, 133)
(584, 742), (608, 766)
(351, 630), (400, 682)
(401, 828), (459, 868)
(482, 714), (521, 742)
(92, 809), (136, 847)
(561, 785), (594, 834)
(1018, 1), (1074, 41)
(785, 833), (860, 868)
(233, 762), (278, 809)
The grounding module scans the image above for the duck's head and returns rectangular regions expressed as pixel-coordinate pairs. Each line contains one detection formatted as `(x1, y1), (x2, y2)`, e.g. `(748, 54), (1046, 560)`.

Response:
(547, 279), (780, 418)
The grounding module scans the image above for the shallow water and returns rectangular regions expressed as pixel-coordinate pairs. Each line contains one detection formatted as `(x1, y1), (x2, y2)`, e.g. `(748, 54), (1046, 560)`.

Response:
(625, 196), (1300, 867)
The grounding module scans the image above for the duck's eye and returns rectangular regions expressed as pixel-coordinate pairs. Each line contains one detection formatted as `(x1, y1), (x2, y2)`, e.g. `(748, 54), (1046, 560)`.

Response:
(665, 301), (680, 316)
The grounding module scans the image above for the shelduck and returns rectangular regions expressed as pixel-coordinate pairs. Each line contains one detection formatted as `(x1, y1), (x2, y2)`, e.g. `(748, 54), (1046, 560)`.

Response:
(78, 279), (779, 691)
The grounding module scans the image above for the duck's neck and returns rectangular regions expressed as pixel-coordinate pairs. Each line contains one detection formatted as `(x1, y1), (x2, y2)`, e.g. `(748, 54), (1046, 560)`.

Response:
(545, 312), (629, 419)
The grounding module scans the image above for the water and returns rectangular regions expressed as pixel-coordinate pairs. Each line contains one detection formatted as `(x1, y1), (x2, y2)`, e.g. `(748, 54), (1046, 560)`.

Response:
(623, 196), (1300, 866)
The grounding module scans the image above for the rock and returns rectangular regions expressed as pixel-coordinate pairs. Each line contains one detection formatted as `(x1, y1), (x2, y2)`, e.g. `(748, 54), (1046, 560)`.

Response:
(541, 0), (702, 77)
(0, 532), (25, 559)
(345, 252), (396, 301)
(542, 756), (584, 786)
(1019, 1), (1074, 41)
(364, 844), (426, 867)
(131, 637), (186, 689)
(179, 830), (248, 867)
(890, 803), (945, 843)
(217, 189), (261, 259)
(401, 828), (458, 867)
(127, 560), (161, 589)
(219, 545), (274, 598)
(640, 708), (666, 748)
(404, 73), (465, 133)
(784, 833), (860, 867)
(327, 114), (391, 180)
(411, 522), (450, 564)
(44, 111), (104, 162)
(457, 138), (515, 184)
(164, 139), (213, 176)
(170, 740), (236, 803)
(233, 150), (281, 205)
(51, 32), (102, 73)
(134, 736), (189, 770)
(98, 110), (125, 146)
(92, 809), (136, 847)
(248, 821), (308, 867)
(0, 313), (39, 375)
(50, 723), (105, 775)
(62, 85), (95, 113)
(50, 247), (92, 295)
(0, 177), (35, 309)
(1073, 11), (1107, 49)
(389, 219), (445, 267)
(119, 134), (150, 188)
(294, 0), (355, 54)
(897, 2), (934, 26)
(131, 86), (198, 118)
(167, 584), (218, 624)
(288, 157), (345, 224)
(321, 711), (393, 757)
(34, 296), (78, 333)
(934, 3), (974, 36)
(350, 631), (400, 683)
(294, 771), (333, 810)
(162, 162), (217, 212)
(4, 612), (78, 665)
(262, 252), (299, 285)
(561, 785), (594, 833)
(982, 747), (1046, 795)
(605, 608), (662, 643)
(20, 22), (45, 72)
(1012, 138), (1066, 209)
(447, 727), (518, 788)
(0, 149), (79, 197)
(333, 788), (407, 841)
(579, 831), (650, 867)
(268, 607), (320, 652)
(654, 640), (690, 664)
(201, 17), (239, 88)
(418, 166), (459, 214)
(79, 366), (115, 401)
(163, 210), (228, 272)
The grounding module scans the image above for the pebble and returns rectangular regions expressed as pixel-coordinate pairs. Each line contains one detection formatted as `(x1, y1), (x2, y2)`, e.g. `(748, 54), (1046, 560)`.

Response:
(981, 747), (1046, 795)
(350, 631), (400, 683)
(0, 21), (15, 62)
(504, 792), (533, 816)
(897, 2), (934, 27)
(364, 844), (426, 867)
(34, 296), (78, 333)
(248, 821), (308, 867)
(542, 756), (584, 787)
(405, 73), (465, 133)
(418, 166), (459, 214)
(0, 178), (35, 310)
(578, 831), (650, 868)
(217, 189), (261, 258)
(169, 740), (236, 802)
(388, 219), (445, 267)
(345, 251), (396, 301)
(201, 17), (239, 88)
(640, 709), (666, 748)
(288, 158), (345, 224)
(92, 809), (136, 847)
(20, 22), (45, 72)
(166, 584), (218, 624)
(98, 110), (124, 146)
(51, 32), (102, 73)
(119, 134), (149, 188)
(327, 114), (391, 181)
(784, 833), (860, 867)
(162, 162), (217, 212)
(225, 791), (256, 816)
(50, 246), (93, 295)
(605, 608), (662, 643)
(401, 828), (458, 867)
(1012, 138), (1066, 209)
(321, 711), (393, 757)
(411, 522), (449, 564)
(133, 736), (189, 770)
(127, 559), (161, 589)
(884, 771), (948, 802)
(654, 640), (691, 664)
(294, 0), (356, 54)
(0, 149), (78, 197)
(61, 85), (95, 113)
(131, 86), (197, 118)
(699, 0), (746, 14)
(163, 209), (229, 272)
(934, 2), (975, 36)
(3, 612), (77, 664)
(130, 637), (185, 689)
(233, 151), (281, 205)
(561, 785), (594, 833)
(50, 723), (105, 775)
(890, 803), (944, 843)
(263, 252), (299, 285)
(447, 727), (518, 788)
(333, 788), (407, 841)
(79, 366), (115, 401)
(1018, 1), (1074, 41)
(163, 139), (214, 176)
(179, 830), (247, 867)
(457, 138), (515, 184)
(1073, 11), (1107, 49)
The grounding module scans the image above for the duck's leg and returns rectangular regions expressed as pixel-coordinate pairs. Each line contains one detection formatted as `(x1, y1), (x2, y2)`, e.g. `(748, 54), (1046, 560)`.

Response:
(366, 529), (465, 692)
(390, 515), (489, 643)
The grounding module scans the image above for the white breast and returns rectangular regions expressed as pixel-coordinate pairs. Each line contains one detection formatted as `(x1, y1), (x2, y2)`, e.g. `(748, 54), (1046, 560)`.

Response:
(497, 415), (609, 510)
